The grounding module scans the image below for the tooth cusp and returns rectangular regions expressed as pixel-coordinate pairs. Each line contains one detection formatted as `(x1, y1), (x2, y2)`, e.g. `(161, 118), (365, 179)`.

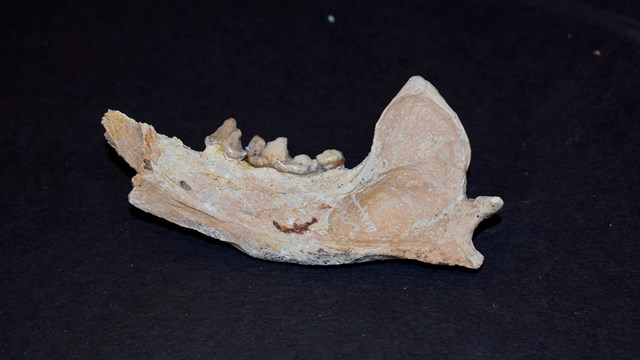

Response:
(205, 118), (246, 160)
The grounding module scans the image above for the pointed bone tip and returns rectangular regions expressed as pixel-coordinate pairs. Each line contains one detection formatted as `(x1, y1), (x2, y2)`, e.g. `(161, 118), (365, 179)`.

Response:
(490, 196), (504, 208)
(443, 237), (485, 269)
(483, 196), (504, 214)
(397, 75), (430, 97)
(101, 111), (143, 143)
(456, 229), (485, 269)
(100, 109), (144, 170)
(104, 109), (122, 117)
(407, 75), (427, 84)
(102, 109), (129, 126)
(473, 196), (504, 216)
(463, 251), (484, 269)
(101, 109), (139, 138)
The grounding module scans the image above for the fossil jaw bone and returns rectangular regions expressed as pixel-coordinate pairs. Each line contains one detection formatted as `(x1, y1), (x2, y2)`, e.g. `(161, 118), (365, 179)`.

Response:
(102, 76), (503, 269)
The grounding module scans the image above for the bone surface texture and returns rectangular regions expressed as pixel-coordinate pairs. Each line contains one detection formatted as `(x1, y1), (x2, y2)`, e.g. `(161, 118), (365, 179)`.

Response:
(102, 76), (503, 268)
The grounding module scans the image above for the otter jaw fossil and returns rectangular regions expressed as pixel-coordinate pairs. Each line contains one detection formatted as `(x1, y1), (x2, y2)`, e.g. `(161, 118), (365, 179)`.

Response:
(102, 76), (503, 269)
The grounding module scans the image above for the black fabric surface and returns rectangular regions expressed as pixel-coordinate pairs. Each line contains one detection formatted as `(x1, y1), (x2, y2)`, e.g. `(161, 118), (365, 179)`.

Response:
(2, 1), (639, 358)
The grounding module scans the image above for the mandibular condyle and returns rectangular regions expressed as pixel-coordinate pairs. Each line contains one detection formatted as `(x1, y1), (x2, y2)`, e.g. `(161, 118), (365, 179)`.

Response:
(103, 76), (503, 269)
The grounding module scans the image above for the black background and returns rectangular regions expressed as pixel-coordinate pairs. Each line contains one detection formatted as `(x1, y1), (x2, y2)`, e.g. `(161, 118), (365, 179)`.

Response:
(2, 1), (639, 358)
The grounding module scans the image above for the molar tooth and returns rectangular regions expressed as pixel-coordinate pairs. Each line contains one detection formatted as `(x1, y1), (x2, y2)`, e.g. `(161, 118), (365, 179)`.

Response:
(316, 149), (345, 170)
(205, 118), (246, 160)
(262, 137), (291, 170)
(292, 154), (316, 168)
(280, 154), (318, 175)
(293, 154), (319, 172)
(247, 136), (291, 169)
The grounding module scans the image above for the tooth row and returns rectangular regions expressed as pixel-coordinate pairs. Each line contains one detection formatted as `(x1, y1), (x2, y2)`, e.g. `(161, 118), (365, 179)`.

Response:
(205, 119), (345, 175)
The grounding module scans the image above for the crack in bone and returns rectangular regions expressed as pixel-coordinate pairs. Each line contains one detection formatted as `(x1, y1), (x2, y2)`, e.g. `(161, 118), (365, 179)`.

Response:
(351, 193), (377, 232)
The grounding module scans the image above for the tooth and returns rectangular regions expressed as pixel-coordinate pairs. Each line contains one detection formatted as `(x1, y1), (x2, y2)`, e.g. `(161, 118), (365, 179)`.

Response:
(261, 137), (290, 170)
(280, 154), (318, 175)
(204, 118), (246, 160)
(316, 149), (345, 170)
(246, 135), (268, 167)
(292, 154), (316, 168)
